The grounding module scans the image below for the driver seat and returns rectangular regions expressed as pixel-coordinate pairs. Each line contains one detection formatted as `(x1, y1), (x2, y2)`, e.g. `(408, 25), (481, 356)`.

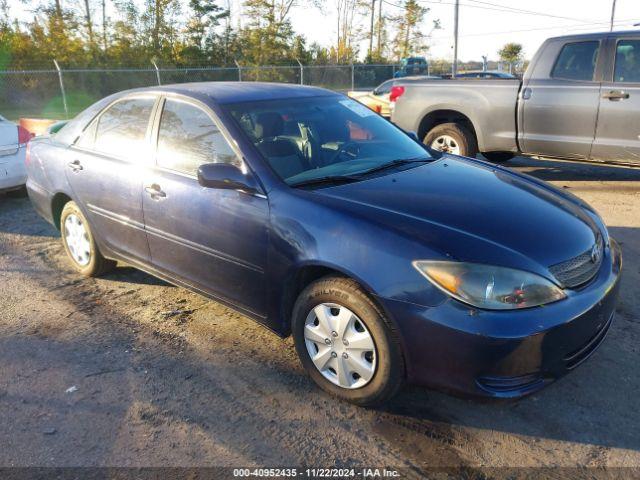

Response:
(254, 112), (308, 179)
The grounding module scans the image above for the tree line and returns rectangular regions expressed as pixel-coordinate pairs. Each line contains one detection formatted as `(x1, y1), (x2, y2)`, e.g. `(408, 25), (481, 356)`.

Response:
(0, 0), (442, 70)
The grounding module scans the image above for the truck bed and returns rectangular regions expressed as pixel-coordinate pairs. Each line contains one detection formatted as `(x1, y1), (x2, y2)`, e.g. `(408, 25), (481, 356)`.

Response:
(391, 78), (522, 153)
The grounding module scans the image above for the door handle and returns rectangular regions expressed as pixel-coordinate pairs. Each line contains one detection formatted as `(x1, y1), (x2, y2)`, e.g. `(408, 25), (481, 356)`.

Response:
(602, 90), (630, 100)
(144, 184), (166, 199)
(67, 160), (83, 172)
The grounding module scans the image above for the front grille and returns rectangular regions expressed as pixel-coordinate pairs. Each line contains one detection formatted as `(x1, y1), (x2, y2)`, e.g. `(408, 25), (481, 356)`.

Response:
(549, 235), (604, 288)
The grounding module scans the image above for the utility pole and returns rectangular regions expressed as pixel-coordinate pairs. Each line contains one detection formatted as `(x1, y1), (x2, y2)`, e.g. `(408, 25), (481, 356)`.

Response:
(452, 0), (459, 77)
(610, 0), (617, 31)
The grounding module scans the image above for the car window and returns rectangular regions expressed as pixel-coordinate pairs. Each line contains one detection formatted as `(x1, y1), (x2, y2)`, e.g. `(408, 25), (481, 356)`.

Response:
(156, 98), (238, 175)
(551, 41), (599, 81)
(375, 80), (394, 95)
(93, 97), (155, 159)
(75, 120), (98, 149)
(614, 39), (640, 83)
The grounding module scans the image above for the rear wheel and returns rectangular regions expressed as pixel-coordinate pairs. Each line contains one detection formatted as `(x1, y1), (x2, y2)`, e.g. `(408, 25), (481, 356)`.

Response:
(482, 151), (515, 163)
(424, 122), (478, 158)
(292, 276), (405, 406)
(60, 201), (115, 277)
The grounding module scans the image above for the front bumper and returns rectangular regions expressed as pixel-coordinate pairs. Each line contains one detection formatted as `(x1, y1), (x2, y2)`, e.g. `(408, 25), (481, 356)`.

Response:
(379, 239), (622, 398)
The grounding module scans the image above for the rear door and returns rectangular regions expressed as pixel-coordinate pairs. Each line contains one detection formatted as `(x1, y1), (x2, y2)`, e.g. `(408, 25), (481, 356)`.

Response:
(521, 40), (603, 158)
(591, 36), (640, 163)
(66, 95), (157, 262)
(142, 95), (269, 317)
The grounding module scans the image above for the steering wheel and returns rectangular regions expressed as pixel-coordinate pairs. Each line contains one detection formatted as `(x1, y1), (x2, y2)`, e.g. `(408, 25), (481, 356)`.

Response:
(331, 141), (361, 164)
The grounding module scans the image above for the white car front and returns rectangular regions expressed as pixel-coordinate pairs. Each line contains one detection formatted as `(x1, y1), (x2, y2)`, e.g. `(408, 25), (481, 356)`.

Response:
(0, 115), (29, 193)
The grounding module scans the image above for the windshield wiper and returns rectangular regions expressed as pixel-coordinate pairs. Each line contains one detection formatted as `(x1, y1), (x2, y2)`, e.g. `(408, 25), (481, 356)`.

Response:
(289, 174), (361, 188)
(354, 157), (431, 177)
(289, 157), (432, 189)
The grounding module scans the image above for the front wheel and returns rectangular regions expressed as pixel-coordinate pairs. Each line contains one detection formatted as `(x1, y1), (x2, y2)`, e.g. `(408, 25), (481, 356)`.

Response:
(60, 201), (115, 277)
(424, 122), (478, 158)
(292, 276), (405, 406)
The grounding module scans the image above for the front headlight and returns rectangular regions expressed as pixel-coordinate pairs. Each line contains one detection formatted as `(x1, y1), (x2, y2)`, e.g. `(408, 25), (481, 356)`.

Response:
(413, 261), (566, 310)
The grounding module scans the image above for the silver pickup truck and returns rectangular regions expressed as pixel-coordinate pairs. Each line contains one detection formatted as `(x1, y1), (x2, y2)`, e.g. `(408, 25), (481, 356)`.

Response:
(391, 31), (640, 164)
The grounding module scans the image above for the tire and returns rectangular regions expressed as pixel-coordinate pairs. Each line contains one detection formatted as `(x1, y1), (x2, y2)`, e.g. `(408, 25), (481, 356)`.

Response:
(482, 151), (515, 163)
(60, 201), (115, 277)
(292, 276), (405, 406)
(424, 122), (478, 158)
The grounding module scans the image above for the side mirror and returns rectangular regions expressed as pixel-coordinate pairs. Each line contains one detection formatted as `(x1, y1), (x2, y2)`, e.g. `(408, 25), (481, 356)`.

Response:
(197, 163), (260, 194)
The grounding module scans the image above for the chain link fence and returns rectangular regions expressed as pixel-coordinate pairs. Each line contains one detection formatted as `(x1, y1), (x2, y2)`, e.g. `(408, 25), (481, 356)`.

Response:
(0, 63), (401, 121)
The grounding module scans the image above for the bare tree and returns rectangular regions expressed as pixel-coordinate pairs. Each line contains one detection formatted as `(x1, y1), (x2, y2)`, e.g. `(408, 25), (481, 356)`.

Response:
(334, 0), (361, 63)
(102, 0), (107, 50)
(80, 0), (95, 48)
(367, 0), (374, 58)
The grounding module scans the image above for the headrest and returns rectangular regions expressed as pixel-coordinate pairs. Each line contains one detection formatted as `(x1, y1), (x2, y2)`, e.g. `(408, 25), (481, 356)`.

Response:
(254, 112), (284, 138)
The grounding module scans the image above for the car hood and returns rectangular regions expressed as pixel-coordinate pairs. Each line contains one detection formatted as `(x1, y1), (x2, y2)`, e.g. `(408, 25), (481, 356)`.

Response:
(319, 156), (601, 275)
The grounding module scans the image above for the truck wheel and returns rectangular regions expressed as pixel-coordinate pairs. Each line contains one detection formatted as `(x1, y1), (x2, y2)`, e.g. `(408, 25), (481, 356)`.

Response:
(482, 151), (515, 163)
(292, 276), (405, 406)
(424, 122), (478, 158)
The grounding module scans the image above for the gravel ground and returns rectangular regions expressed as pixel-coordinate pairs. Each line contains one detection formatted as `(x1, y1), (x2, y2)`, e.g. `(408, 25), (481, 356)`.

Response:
(0, 156), (639, 473)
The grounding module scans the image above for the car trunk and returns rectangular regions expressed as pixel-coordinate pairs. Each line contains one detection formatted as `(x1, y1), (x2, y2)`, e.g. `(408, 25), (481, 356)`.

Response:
(0, 118), (19, 156)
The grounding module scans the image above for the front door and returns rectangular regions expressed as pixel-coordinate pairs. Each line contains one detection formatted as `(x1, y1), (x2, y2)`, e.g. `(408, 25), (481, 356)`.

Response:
(66, 95), (157, 262)
(142, 96), (269, 317)
(591, 37), (640, 164)
(521, 40), (602, 159)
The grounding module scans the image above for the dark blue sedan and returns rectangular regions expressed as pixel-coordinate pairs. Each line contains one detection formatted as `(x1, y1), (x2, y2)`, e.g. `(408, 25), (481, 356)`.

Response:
(25, 82), (621, 405)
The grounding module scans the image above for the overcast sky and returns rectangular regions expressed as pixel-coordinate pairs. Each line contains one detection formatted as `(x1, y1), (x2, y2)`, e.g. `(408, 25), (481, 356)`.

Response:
(7, 0), (640, 62)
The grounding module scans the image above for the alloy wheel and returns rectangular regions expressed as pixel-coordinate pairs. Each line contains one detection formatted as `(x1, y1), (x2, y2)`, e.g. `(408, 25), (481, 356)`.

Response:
(431, 134), (461, 155)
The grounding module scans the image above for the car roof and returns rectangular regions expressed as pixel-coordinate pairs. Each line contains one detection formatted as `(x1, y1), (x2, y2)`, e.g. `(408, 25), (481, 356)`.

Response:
(129, 81), (339, 105)
(547, 29), (640, 42)
(458, 71), (512, 76)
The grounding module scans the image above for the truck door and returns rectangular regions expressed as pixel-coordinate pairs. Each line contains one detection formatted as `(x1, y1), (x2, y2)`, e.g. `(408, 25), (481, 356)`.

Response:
(520, 40), (602, 159)
(591, 36), (640, 164)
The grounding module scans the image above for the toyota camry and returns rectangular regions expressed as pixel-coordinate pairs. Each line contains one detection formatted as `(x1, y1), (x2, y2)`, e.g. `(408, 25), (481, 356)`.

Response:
(25, 83), (621, 406)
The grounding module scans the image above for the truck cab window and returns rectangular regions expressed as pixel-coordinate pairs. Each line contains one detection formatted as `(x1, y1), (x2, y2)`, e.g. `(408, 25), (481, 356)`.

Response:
(614, 40), (640, 83)
(551, 41), (599, 81)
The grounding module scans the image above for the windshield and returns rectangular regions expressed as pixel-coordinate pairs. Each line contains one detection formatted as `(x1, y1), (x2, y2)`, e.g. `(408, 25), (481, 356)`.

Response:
(226, 95), (432, 186)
